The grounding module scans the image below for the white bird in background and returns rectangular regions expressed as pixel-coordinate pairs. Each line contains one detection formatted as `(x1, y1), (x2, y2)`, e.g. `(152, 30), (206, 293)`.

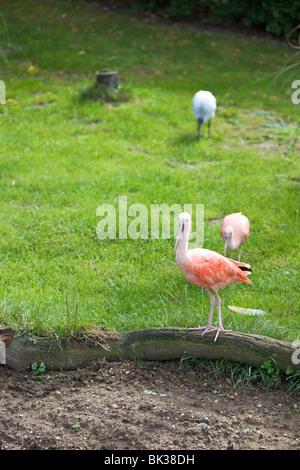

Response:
(192, 90), (217, 140)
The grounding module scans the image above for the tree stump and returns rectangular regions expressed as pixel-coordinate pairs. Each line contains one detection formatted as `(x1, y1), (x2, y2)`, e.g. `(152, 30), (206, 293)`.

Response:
(0, 326), (16, 345)
(5, 328), (300, 372)
(95, 69), (119, 89)
(0, 326), (16, 365)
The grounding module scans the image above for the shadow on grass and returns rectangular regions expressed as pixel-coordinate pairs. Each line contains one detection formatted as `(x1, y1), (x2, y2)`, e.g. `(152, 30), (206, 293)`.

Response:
(172, 131), (215, 146)
(172, 132), (198, 145)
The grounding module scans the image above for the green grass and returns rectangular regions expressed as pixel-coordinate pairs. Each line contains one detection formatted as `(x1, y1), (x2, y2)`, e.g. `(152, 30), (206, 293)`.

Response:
(179, 357), (300, 395)
(0, 0), (299, 341)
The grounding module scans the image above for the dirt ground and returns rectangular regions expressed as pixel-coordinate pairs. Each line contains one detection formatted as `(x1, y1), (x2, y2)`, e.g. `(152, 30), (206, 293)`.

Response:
(0, 359), (299, 451)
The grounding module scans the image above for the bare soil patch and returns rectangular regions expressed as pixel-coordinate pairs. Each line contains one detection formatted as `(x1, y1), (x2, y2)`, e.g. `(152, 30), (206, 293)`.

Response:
(0, 360), (299, 450)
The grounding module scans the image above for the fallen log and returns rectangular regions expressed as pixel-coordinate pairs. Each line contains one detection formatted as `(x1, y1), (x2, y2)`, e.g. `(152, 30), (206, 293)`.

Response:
(5, 328), (299, 372)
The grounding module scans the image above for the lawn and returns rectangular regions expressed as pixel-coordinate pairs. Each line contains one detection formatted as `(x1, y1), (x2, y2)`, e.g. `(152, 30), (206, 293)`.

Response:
(0, 0), (299, 341)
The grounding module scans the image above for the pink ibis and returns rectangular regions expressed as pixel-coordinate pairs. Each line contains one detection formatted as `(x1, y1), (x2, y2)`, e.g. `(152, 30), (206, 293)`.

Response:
(174, 212), (252, 342)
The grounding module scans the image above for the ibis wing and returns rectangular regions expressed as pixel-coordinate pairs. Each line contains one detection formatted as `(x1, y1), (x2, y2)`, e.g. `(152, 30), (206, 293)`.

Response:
(190, 256), (252, 288)
(191, 257), (232, 284)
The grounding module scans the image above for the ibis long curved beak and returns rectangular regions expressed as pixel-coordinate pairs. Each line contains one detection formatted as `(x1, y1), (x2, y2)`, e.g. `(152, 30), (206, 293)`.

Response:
(223, 240), (227, 256)
(174, 231), (180, 254)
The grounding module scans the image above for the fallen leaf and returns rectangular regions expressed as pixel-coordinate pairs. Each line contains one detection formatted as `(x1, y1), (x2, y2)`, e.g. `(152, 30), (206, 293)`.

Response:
(27, 65), (38, 75)
(228, 305), (267, 316)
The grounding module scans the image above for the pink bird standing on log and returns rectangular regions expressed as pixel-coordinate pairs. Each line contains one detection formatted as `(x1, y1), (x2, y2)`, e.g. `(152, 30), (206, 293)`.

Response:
(174, 213), (253, 342)
(220, 212), (250, 261)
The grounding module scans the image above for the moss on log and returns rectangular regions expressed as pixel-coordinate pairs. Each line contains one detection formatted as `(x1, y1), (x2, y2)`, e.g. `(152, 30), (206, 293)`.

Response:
(6, 328), (299, 372)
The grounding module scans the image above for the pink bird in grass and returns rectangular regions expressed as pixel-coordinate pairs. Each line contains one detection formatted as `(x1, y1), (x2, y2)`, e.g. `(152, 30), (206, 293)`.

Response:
(174, 213), (253, 342)
(220, 212), (250, 261)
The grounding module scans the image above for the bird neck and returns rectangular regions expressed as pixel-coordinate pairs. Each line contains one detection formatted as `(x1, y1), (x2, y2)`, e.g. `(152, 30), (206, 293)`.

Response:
(227, 228), (235, 245)
(176, 230), (189, 264)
